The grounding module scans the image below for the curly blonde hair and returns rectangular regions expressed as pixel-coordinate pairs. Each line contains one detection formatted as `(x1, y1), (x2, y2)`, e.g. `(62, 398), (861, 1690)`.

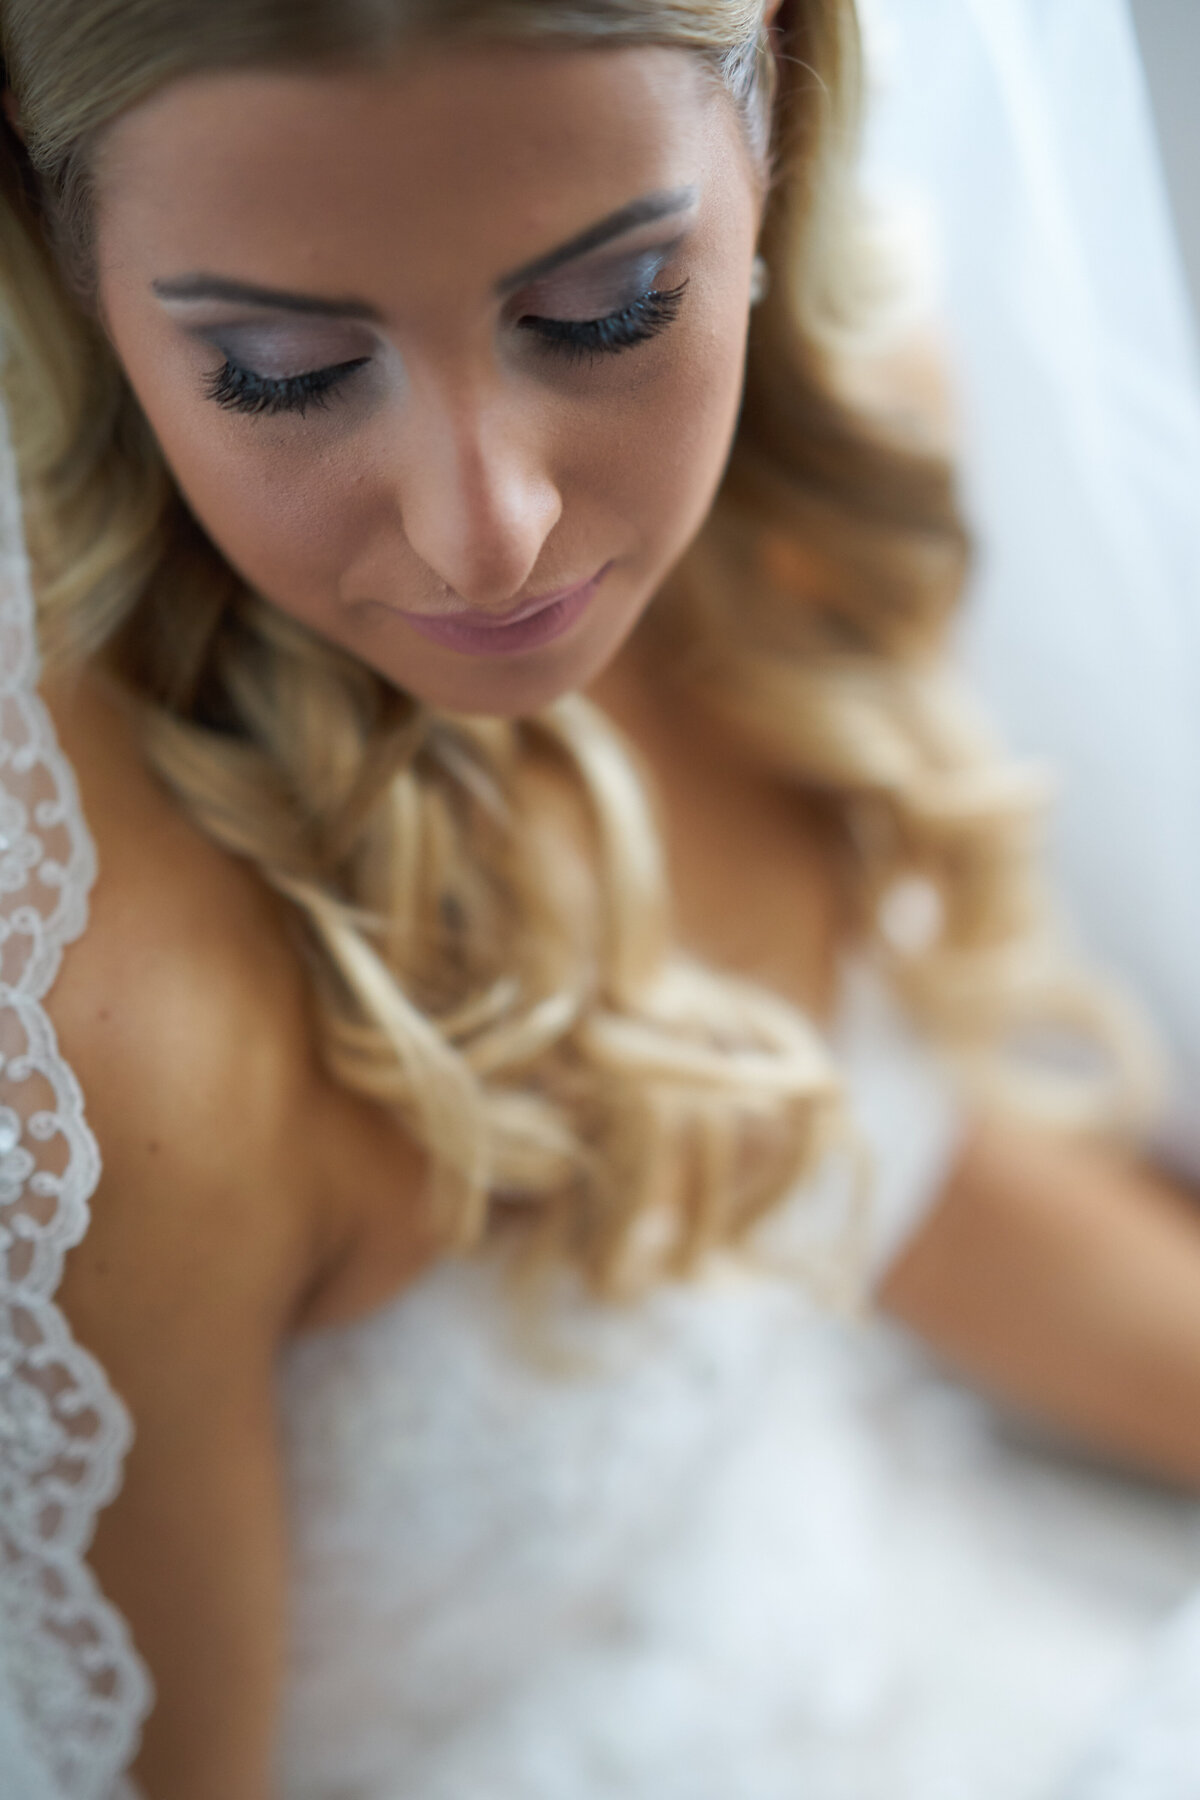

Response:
(0, 0), (1154, 1294)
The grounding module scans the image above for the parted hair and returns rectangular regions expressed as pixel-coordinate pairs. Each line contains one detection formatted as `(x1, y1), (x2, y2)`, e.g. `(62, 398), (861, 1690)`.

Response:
(0, 0), (1152, 1293)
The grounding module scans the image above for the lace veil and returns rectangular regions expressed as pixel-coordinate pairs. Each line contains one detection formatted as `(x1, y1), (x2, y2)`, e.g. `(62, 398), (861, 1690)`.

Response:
(0, 372), (151, 1791)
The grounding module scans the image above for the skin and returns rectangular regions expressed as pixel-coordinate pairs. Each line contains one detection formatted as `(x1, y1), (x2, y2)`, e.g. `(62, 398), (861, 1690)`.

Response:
(33, 28), (1200, 1800)
(93, 44), (762, 717)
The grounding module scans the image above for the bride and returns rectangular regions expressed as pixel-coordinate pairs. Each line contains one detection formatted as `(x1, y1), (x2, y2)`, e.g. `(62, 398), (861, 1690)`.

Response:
(2, 1), (1200, 1795)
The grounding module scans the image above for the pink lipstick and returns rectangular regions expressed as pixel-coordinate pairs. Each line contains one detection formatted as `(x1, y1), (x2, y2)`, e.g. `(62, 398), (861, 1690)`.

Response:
(398, 565), (610, 657)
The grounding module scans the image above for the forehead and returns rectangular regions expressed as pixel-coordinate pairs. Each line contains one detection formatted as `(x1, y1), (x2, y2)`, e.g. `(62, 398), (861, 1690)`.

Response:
(93, 44), (729, 297)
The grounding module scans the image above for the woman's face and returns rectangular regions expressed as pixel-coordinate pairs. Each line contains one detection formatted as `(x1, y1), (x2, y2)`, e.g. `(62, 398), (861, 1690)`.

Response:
(93, 42), (764, 716)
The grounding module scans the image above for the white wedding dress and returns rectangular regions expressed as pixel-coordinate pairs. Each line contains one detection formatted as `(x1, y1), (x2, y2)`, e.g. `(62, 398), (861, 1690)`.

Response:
(272, 976), (1200, 1800)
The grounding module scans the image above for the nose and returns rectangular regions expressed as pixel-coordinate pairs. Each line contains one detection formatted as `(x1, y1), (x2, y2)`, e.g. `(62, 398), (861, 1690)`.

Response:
(398, 380), (563, 611)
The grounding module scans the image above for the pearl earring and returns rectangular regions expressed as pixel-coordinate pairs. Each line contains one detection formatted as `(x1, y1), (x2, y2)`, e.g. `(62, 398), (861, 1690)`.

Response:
(749, 253), (770, 306)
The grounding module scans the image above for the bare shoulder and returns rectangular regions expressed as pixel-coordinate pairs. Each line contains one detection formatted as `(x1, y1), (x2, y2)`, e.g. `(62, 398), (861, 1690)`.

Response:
(44, 665), (311, 1074)
(43, 667), (326, 1326)
(42, 665), (431, 1340)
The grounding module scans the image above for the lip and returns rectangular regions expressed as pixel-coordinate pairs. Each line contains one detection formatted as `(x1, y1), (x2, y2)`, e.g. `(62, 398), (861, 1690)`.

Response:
(397, 564), (612, 657)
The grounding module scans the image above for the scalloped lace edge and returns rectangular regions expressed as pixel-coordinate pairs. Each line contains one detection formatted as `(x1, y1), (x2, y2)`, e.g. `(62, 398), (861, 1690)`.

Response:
(0, 391), (153, 1797)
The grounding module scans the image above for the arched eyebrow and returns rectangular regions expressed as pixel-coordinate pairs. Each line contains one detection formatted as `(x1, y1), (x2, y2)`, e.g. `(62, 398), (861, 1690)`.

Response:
(150, 184), (699, 319)
(492, 184), (699, 294)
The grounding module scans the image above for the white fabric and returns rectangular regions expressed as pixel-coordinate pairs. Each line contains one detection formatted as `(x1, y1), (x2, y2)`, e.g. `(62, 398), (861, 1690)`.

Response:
(0, 385), (152, 1791)
(1057, 1591), (1200, 1800)
(275, 972), (1200, 1800)
(858, 0), (1200, 1178)
(1058, 1591), (1200, 1799)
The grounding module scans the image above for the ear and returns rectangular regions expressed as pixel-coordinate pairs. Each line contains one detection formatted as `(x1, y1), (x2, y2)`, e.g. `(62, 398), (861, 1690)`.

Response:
(761, 0), (788, 55)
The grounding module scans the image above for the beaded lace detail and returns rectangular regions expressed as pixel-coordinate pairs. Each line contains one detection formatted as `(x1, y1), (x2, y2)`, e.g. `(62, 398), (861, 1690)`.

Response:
(0, 401), (152, 1795)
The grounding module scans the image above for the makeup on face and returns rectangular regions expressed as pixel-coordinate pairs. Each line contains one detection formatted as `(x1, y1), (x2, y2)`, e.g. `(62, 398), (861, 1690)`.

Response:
(150, 189), (701, 419)
(393, 562), (614, 657)
(96, 44), (761, 714)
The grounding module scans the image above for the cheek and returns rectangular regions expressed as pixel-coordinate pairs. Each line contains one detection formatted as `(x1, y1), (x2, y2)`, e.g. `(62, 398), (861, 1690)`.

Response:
(592, 295), (749, 568)
(145, 402), (377, 610)
(104, 318), (369, 615)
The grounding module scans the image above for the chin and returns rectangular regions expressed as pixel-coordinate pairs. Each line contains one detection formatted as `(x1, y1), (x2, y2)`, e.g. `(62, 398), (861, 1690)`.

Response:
(367, 649), (577, 719)
(406, 667), (582, 719)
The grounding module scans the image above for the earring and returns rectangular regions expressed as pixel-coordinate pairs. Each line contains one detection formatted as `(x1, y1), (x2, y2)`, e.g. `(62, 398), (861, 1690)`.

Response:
(749, 253), (770, 306)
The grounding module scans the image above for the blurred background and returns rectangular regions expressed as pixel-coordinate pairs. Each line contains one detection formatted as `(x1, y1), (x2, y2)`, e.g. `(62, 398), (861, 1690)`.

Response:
(1132, 0), (1200, 327)
(860, 0), (1200, 1179)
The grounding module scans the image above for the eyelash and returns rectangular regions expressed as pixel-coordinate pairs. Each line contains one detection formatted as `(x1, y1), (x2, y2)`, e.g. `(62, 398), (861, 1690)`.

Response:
(203, 356), (370, 417)
(203, 278), (690, 416)
(518, 277), (690, 363)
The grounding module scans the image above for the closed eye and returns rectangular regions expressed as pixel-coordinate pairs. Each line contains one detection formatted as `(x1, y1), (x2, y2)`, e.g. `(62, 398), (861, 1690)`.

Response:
(518, 279), (689, 363)
(203, 355), (371, 416)
(201, 275), (689, 414)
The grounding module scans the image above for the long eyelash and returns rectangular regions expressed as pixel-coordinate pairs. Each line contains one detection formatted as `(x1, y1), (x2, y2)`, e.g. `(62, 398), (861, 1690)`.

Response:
(521, 278), (690, 363)
(203, 356), (370, 417)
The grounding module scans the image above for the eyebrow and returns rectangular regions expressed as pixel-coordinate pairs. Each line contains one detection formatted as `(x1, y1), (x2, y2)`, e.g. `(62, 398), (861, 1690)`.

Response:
(493, 184), (699, 294)
(150, 184), (700, 319)
(150, 273), (384, 321)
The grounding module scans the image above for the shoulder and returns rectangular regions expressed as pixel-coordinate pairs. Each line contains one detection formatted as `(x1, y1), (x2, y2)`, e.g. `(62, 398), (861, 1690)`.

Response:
(39, 667), (332, 1336)
(43, 666), (309, 1083)
(42, 666), (435, 1342)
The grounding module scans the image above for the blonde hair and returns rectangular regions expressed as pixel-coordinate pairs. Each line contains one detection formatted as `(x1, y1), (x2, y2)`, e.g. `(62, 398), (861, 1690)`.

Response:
(0, 0), (1153, 1294)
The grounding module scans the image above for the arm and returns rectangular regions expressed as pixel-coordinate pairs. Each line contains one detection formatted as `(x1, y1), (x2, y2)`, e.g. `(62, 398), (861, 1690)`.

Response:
(878, 1117), (1200, 1491)
(62, 1235), (295, 1800)
(833, 341), (1200, 1486)
(51, 939), (328, 1800)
